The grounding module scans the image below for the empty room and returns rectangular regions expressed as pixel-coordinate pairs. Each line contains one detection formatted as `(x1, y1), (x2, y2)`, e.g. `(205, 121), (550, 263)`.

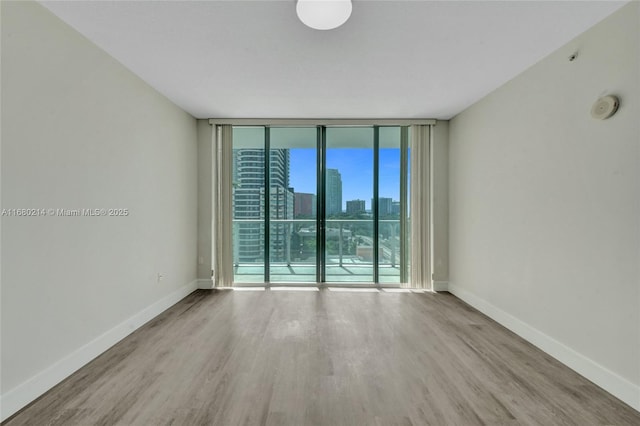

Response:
(1, 0), (639, 425)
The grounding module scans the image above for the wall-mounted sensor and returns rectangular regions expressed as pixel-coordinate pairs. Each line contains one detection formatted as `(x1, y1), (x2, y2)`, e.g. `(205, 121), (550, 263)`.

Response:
(591, 95), (619, 120)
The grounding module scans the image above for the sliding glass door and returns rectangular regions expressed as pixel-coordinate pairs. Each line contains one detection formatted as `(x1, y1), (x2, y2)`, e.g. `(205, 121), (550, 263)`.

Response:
(232, 125), (408, 285)
(269, 128), (318, 283)
(232, 127), (266, 283)
(324, 127), (374, 283)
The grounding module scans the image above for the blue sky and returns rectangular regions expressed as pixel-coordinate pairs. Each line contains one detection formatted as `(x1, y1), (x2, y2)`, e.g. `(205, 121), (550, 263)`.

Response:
(290, 148), (400, 211)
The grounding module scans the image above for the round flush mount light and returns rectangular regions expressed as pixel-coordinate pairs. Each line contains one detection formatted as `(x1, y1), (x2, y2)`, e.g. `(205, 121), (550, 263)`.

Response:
(296, 0), (353, 30)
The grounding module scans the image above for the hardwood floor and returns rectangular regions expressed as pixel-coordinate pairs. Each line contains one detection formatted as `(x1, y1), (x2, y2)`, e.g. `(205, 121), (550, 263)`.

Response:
(4, 289), (639, 426)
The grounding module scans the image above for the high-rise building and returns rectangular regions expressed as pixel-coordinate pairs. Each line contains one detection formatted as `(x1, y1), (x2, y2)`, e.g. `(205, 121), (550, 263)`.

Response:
(391, 201), (400, 216)
(232, 149), (264, 263)
(326, 168), (342, 216)
(233, 149), (293, 263)
(373, 197), (394, 216)
(346, 199), (365, 214)
(294, 192), (316, 217)
(269, 185), (294, 261)
(380, 197), (393, 216)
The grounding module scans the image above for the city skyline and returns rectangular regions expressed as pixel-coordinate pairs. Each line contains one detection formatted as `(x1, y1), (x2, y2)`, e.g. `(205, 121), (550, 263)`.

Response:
(232, 143), (404, 283)
(289, 148), (401, 211)
(234, 148), (400, 225)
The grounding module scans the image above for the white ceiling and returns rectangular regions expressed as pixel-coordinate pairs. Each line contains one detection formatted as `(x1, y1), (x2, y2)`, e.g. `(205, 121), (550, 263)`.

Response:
(40, 1), (627, 120)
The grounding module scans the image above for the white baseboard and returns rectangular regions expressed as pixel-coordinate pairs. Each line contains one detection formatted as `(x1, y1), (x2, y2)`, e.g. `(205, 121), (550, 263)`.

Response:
(197, 278), (213, 289)
(0, 279), (199, 422)
(432, 281), (449, 292)
(448, 284), (640, 412)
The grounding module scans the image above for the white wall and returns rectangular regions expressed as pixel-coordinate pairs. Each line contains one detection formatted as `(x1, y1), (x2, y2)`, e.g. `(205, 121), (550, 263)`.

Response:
(197, 120), (213, 286)
(1, 1), (198, 419)
(449, 2), (639, 410)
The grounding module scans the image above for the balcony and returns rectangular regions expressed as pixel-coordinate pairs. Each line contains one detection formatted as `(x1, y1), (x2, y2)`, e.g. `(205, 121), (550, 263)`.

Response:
(233, 219), (404, 284)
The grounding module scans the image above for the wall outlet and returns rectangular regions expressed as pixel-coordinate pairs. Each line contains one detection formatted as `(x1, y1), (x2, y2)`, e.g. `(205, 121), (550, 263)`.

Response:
(157, 273), (164, 283)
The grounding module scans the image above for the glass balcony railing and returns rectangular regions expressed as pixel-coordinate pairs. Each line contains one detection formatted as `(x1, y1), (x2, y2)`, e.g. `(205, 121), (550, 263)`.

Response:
(232, 218), (403, 284)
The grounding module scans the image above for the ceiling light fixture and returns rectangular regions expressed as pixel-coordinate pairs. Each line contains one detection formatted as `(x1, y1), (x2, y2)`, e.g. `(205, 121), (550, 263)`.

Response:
(296, 0), (353, 30)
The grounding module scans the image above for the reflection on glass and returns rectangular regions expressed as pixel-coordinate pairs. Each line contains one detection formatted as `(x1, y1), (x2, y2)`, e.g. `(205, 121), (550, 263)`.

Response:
(325, 127), (374, 283)
(269, 127), (317, 283)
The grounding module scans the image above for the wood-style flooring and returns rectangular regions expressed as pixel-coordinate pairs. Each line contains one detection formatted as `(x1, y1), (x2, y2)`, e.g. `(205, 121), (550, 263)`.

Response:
(4, 289), (640, 425)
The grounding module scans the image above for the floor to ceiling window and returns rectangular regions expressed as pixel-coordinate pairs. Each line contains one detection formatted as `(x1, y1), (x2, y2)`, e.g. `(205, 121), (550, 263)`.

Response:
(232, 125), (409, 285)
(324, 127), (374, 283)
(269, 127), (318, 283)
